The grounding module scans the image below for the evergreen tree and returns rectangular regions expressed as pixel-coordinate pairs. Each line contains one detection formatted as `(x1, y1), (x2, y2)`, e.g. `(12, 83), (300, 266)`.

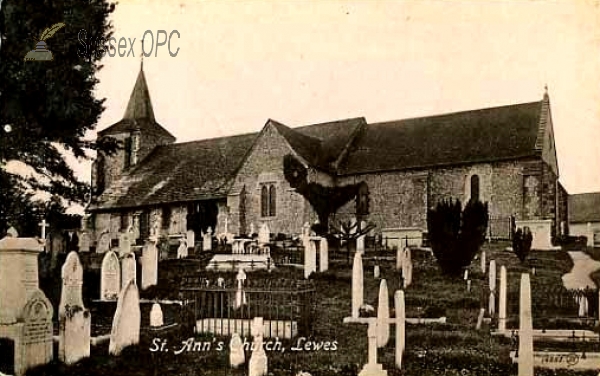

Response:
(0, 0), (117, 233)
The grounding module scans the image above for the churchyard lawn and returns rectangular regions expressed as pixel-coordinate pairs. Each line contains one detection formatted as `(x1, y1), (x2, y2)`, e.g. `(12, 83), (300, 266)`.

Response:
(27, 241), (599, 376)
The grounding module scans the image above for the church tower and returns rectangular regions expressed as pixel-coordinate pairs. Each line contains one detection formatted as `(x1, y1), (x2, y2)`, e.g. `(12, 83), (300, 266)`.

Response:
(92, 63), (176, 196)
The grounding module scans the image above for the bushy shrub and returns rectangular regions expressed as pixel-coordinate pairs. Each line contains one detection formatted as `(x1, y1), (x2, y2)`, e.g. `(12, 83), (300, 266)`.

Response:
(513, 226), (533, 263)
(427, 199), (489, 276)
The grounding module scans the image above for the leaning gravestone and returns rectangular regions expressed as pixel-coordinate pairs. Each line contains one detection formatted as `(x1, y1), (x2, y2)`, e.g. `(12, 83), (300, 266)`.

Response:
(109, 280), (141, 356)
(141, 240), (158, 289)
(230, 332), (245, 368)
(58, 252), (91, 365)
(101, 251), (121, 301)
(121, 252), (137, 289)
(96, 231), (111, 254)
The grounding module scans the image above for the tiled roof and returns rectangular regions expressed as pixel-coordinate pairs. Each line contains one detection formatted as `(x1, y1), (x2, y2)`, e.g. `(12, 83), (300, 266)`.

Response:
(338, 101), (543, 175)
(569, 192), (600, 223)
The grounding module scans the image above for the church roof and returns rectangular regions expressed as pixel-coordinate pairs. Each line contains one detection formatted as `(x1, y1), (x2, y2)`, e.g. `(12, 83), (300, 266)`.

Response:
(569, 192), (600, 223)
(90, 96), (548, 211)
(97, 65), (175, 141)
(338, 101), (543, 175)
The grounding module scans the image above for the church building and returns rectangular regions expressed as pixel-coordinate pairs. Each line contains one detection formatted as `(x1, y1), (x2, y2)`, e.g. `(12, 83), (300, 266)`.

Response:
(87, 65), (568, 249)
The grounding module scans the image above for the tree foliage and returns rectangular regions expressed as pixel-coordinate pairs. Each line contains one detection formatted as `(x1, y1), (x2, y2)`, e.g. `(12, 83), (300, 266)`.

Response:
(0, 0), (117, 233)
(427, 198), (489, 276)
(283, 154), (363, 235)
(512, 227), (533, 263)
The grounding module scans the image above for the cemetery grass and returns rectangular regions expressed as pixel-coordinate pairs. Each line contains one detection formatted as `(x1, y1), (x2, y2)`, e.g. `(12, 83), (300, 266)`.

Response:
(30, 241), (599, 376)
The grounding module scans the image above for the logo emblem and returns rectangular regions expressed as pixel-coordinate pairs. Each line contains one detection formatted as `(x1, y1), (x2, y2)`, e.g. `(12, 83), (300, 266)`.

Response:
(24, 22), (65, 61)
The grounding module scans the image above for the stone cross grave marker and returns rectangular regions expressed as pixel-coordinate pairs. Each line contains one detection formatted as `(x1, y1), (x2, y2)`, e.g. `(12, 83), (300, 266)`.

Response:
(109, 280), (141, 356)
(352, 251), (364, 318)
(101, 251), (121, 300)
(39, 219), (49, 240)
(248, 317), (268, 376)
(141, 240), (158, 289)
(121, 252), (137, 289)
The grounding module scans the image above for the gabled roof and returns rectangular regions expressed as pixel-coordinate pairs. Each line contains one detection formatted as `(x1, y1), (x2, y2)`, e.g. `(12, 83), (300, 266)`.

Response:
(338, 101), (543, 175)
(97, 64), (175, 142)
(569, 192), (600, 223)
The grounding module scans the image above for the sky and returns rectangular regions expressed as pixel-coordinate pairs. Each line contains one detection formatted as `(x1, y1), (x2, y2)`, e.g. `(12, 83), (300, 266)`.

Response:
(71, 0), (600, 199)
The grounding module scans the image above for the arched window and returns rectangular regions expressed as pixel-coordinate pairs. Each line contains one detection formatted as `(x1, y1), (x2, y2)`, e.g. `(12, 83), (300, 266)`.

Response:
(470, 175), (480, 202)
(261, 186), (269, 217)
(269, 185), (277, 216)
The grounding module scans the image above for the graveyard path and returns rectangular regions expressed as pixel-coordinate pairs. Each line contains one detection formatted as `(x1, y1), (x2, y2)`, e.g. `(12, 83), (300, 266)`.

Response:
(561, 251), (600, 290)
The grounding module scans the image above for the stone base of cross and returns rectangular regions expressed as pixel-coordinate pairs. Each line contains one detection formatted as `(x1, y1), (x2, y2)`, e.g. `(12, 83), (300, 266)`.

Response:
(343, 290), (406, 376)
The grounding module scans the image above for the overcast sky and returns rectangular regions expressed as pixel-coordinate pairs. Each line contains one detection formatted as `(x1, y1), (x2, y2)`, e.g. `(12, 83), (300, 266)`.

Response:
(77, 0), (600, 196)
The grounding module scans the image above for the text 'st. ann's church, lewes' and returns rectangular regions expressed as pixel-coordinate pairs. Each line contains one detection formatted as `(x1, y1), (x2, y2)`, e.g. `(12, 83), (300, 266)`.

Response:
(87, 64), (568, 249)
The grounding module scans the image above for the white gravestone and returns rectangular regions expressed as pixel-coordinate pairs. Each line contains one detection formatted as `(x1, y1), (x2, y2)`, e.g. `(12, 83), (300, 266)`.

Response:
(58, 252), (91, 365)
(203, 227), (213, 251)
(109, 280), (141, 356)
(186, 230), (195, 249)
(304, 239), (317, 279)
(249, 317), (268, 376)
(100, 251), (121, 300)
(121, 252), (137, 289)
(352, 251), (364, 318)
(395, 290), (405, 369)
(118, 231), (131, 257)
(78, 232), (90, 253)
(17, 291), (55, 376)
(480, 250), (486, 274)
(141, 240), (158, 289)
(374, 265), (381, 279)
(518, 273), (534, 376)
(229, 332), (245, 368)
(377, 279), (390, 348)
(235, 268), (247, 309)
(258, 223), (270, 245)
(489, 260), (497, 316)
(150, 303), (164, 327)
(177, 239), (188, 259)
(498, 266), (507, 332)
(319, 237), (329, 272)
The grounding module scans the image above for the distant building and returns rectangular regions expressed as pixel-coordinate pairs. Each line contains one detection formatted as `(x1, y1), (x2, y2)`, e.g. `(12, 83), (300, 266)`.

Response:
(86, 65), (568, 249)
(568, 192), (600, 246)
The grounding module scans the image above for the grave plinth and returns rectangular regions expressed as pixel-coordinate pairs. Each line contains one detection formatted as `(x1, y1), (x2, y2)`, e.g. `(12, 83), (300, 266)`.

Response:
(515, 220), (560, 250)
(0, 237), (44, 324)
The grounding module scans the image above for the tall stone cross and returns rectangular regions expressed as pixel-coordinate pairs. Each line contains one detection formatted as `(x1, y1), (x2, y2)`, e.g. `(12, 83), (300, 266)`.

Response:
(39, 219), (49, 239)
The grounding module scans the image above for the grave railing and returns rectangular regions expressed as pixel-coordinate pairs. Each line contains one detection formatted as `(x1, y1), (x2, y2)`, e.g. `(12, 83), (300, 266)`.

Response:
(179, 277), (317, 338)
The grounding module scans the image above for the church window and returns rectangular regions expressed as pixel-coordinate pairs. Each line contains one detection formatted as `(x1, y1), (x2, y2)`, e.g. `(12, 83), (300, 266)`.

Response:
(120, 213), (129, 231)
(470, 175), (480, 202)
(261, 184), (276, 217)
(124, 137), (132, 169)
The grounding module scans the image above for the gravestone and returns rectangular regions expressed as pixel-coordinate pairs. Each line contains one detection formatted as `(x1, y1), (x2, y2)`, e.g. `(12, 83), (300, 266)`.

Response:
(235, 267), (247, 309)
(304, 239), (317, 279)
(177, 239), (188, 259)
(186, 230), (195, 250)
(15, 290), (54, 376)
(119, 232), (131, 257)
(357, 234), (365, 253)
(377, 279), (390, 348)
(150, 303), (163, 327)
(203, 227), (213, 251)
(249, 317), (268, 376)
(498, 266), (507, 331)
(258, 223), (269, 245)
(121, 253), (137, 289)
(319, 237), (329, 272)
(374, 265), (380, 279)
(78, 232), (90, 253)
(229, 332), (245, 368)
(249, 222), (256, 236)
(96, 231), (111, 254)
(100, 251), (121, 301)
(109, 280), (141, 356)
(59, 252), (84, 317)
(489, 260), (497, 315)
(141, 240), (158, 289)
(395, 290), (405, 369)
(518, 273), (534, 376)
(480, 250), (486, 274)
(352, 251), (364, 318)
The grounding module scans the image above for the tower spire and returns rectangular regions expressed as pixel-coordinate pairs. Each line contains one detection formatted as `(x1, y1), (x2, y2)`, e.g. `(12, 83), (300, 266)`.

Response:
(123, 59), (155, 121)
